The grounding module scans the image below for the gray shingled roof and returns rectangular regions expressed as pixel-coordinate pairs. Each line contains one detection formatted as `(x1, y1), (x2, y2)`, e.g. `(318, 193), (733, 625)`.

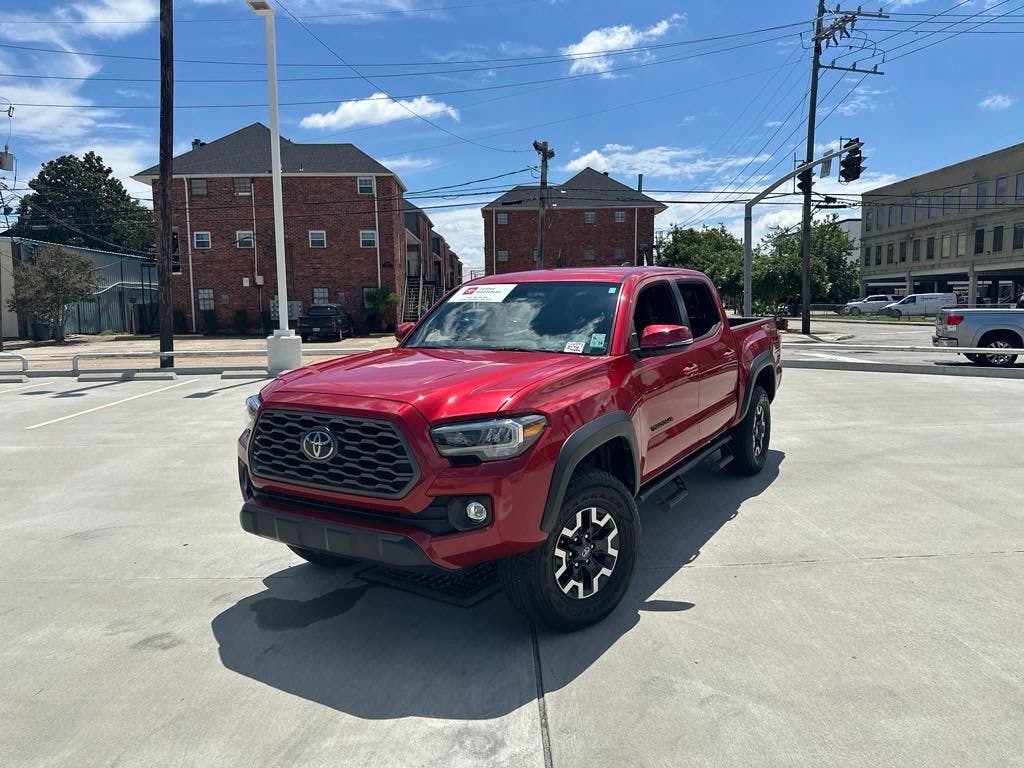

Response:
(481, 167), (666, 212)
(134, 123), (394, 177)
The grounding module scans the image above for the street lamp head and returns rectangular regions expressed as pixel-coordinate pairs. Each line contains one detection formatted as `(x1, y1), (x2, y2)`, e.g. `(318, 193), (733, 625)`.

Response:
(246, 0), (274, 15)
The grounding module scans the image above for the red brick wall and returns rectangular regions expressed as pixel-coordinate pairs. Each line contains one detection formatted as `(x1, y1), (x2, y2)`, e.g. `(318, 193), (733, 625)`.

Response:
(153, 174), (405, 333)
(482, 207), (658, 275)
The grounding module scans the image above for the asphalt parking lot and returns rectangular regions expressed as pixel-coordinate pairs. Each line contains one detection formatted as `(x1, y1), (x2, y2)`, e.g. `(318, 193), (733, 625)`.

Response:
(2, 370), (1023, 767)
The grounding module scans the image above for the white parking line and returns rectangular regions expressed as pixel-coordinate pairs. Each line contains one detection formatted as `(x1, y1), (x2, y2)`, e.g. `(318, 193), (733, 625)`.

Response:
(25, 379), (196, 430)
(0, 380), (53, 393)
(792, 350), (869, 364)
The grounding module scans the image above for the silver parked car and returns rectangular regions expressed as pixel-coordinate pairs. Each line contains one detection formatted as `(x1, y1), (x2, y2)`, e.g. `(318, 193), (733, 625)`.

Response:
(933, 308), (1024, 367)
(842, 294), (899, 315)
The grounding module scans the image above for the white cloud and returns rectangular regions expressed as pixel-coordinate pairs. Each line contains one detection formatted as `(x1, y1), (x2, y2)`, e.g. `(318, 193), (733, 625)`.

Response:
(430, 201), (487, 273)
(561, 15), (684, 77)
(562, 143), (769, 180)
(764, 120), (783, 128)
(836, 87), (885, 117)
(300, 93), (459, 130)
(978, 93), (1015, 110)
(379, 155), (435, 172)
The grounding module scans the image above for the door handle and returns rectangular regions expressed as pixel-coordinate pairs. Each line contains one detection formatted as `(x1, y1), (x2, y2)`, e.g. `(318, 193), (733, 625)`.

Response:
(723, 348), (736, 358)
(682, 364), (699, 376)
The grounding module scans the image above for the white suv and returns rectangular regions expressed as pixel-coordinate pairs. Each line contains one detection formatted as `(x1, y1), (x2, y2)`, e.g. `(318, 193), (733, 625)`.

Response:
(843, 294), (898, 315)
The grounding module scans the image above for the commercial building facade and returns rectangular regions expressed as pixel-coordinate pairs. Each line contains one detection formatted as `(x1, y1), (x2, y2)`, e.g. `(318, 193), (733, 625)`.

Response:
(134, 123), (416, 333)
(481, 167), (665, 275)
(859, 141), (1024, 304)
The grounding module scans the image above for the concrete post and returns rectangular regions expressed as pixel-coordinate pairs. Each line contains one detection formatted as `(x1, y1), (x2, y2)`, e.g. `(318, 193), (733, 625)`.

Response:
(906, 273), (914, 296)
(968, 266), (978, 308)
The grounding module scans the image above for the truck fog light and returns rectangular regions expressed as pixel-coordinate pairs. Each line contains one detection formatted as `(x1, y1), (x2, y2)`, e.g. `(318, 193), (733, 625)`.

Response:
(465, 501), (488, 523)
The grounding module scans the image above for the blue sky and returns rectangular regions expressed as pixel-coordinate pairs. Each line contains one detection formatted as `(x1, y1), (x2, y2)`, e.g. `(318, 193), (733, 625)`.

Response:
(1, 0), (1021, 270)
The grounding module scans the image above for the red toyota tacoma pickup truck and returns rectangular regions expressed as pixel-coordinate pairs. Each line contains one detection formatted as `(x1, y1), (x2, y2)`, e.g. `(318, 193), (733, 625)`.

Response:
(239, 267), (781, 630)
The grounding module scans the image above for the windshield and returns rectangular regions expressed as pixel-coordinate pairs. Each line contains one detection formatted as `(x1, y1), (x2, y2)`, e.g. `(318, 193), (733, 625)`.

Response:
(405, 281), (619, 355)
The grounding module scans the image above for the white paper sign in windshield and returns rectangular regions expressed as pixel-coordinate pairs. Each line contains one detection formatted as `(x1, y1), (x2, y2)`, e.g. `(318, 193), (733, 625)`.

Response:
(448, 284), (517, 303)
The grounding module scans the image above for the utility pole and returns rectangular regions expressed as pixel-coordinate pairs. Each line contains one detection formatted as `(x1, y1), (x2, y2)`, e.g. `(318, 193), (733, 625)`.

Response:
(157, 0), (174, 367)
(533, 140), (554, 268)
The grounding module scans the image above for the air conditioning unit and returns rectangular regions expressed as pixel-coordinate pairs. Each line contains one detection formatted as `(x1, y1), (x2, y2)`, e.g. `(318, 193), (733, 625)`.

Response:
(254, 275), (265, 285)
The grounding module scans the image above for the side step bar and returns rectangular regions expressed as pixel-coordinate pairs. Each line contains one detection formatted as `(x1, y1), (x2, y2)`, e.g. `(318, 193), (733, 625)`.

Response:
(636, 435), (733, 508)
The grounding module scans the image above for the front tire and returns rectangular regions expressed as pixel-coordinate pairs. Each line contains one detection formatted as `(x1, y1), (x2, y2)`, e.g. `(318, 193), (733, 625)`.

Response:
(288, 545), (358, 568)
(850, 307), (861, 316)
(729, 385), (771, 476)
(499, 468), (639, 632)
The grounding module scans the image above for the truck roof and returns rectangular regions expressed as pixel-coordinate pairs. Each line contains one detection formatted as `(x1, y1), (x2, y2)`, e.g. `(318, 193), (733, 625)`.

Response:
(469, 266), (706, 284)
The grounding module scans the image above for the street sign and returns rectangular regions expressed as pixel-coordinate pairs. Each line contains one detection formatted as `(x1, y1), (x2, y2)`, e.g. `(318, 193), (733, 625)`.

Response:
(820, 155), (832, 178)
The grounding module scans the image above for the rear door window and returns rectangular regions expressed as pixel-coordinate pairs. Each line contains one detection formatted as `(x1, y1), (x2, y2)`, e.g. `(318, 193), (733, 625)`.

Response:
(675, 281), (721, 339)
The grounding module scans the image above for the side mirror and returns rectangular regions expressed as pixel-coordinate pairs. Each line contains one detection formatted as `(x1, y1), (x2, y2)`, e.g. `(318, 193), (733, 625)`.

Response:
(639, 324), (693, 351)
(395, 322), (414, 342)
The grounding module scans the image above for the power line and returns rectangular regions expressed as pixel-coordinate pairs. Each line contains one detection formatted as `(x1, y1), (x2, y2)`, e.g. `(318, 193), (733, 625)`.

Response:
(883, 0), (1024, 62)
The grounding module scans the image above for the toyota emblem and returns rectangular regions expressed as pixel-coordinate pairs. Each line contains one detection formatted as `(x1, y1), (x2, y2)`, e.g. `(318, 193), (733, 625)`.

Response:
(300, 427), (336, 462)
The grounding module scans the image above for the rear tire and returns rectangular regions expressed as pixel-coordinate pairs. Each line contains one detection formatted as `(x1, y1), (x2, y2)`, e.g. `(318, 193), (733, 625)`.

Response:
(729, 386), (771, 476)
(979, 333), (1019, 367)
(288, 545), (358, 568)
(499, 468), (639, 632)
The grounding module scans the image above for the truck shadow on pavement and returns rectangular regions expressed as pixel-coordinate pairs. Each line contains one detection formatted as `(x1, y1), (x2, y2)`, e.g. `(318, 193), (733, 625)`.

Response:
(211, 451), (783, 720)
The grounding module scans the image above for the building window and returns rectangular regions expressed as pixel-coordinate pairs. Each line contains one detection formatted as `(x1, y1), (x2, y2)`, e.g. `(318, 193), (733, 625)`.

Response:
(496, 212), (508, 225)
(993, 225), (1004, 251)
(614, 210), (626, 223)
(1014, 223), (1024, 250)
(863, 247), (870, 266)
(583, 247), (596, 261)
(977, 181), (988, 209)
(899, 241), (907, 263)
(194, 231), (211, 249)
(886, 244), (894, 264)
(959, 186), (970, 211)
(900, 204), (908, 225)
(359, 230), (377, 248)
(928, 196), (939, 219)
(874, 245), (881, 265)
(887, 205), (895, 226)
(584, 211), (597, 224)
(926, 236), (935, 260)
(912, 239), (921, 262)
(189, 178), (207, 197)
(974, 229), (985, 255)
(312, 287), (329, 305)
(914, 197), (924, 221)
(309, 230), (326, 248)
(197, 288), (214, 311)
(956, 232), (966, 258)
(497, 249), (509, 262)
(1016, 173), (1024, 201)
(235, 230), (254, 249)
(876, 206), (883, 229)
(865, 215), (872, 232)
(996, 177), (1009, 205)
(233, 177), (252, 196)
(942, 191), (954, 215)
(357, 177), (375, 195)
(614, 247), (625, 261)
(941, 233), (952, 258)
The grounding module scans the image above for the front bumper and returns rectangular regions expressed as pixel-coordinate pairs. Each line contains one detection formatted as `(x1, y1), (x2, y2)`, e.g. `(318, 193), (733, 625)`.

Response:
(932, 336), (959, 347)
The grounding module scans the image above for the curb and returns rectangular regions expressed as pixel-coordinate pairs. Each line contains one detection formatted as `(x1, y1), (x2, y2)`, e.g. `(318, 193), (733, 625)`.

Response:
(797, 318), (934, 327)
(785, 359), (1024, 379)
(0, 374), (29, 384)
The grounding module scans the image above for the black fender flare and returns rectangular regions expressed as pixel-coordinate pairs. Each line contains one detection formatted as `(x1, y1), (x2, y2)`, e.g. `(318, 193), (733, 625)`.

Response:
(541, 411), (639, 533)
(738, 350), (776, 422)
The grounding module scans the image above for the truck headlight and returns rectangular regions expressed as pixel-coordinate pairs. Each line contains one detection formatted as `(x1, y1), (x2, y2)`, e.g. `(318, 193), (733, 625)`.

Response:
(244, 394), (262, 430)
(431, 415), (546, 461)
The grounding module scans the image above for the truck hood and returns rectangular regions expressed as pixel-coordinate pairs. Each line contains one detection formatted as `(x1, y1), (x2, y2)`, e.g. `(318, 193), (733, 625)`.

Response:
(270, 347), (602, 422)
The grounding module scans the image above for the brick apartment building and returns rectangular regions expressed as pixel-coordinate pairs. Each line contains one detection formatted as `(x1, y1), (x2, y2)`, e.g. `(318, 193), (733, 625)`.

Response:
(402, 200), (463, 320)
(134, 123), (419, 333)
(481, 167), (666, 275)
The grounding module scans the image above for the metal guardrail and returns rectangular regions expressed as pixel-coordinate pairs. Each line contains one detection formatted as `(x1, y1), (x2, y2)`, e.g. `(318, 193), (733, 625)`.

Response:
(70, 347), (373, 374)
(0, 352), (29, 373)
(786, 343), (1024, 355)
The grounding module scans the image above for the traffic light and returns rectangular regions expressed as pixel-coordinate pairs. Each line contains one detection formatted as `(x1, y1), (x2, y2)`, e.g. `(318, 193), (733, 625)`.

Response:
(797, 169), (814, 195)
(840, 138), (865, 183)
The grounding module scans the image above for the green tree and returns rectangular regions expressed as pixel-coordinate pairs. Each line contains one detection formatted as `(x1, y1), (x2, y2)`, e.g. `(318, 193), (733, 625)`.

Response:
(8, 246), (99, 342)
(753, 215), (859, 309)
(10, 152), (154, 253)
(655, 224), (744, 303)
(363, 287), (400, 332)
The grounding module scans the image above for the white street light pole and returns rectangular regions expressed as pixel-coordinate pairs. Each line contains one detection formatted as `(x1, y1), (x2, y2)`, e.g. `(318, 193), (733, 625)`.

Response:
(247, 0), (301, 372)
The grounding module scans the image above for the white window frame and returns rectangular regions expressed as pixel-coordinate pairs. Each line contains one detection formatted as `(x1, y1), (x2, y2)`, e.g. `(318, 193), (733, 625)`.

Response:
(496, 212), (509, 225)
(359, 229), (377, 248)
(584, 211), (597, 224)
(357, 177), (375, 195)
(497, 249), (509, 262)
(189, 178), (208, 197)
(194, 231), (211, 250)
(233, 177), (252, 196)
(235, 230), (254, 249)
(614, 210), (626, 224)
(312, 287), (329, 305)
(197, 288), (214, 311)
(309, 230), (327, 248)
(583, 247), (596, 261)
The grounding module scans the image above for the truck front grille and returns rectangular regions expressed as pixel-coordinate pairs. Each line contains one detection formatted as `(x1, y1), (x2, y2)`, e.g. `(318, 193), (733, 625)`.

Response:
(249, 409), (419, 498)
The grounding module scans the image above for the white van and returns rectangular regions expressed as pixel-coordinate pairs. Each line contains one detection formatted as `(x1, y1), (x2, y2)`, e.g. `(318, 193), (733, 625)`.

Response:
(882, 292), (958, 318)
